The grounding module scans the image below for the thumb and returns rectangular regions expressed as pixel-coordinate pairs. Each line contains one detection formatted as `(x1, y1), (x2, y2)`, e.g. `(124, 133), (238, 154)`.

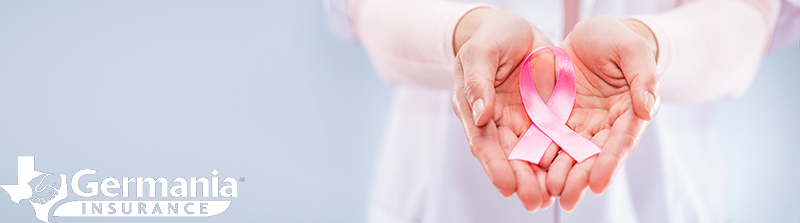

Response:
(617, 41), (660, 121)
(457, 48), (498, 127)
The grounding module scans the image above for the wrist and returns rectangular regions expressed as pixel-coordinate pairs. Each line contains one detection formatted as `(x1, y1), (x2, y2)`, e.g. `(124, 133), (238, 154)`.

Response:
(453, 7), (495, 55)
(620, 18), (659, 61)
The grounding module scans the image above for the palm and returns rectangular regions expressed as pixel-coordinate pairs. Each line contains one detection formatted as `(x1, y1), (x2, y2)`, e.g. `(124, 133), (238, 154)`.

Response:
(567, 46), (636, 146)
(541, 22), (656, 209)
(491, 67), (533, 156)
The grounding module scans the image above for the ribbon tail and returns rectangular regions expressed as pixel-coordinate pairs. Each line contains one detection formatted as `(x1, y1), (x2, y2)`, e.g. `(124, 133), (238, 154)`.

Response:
(508, 124), (552, 164)
(547, 125), (601, 163)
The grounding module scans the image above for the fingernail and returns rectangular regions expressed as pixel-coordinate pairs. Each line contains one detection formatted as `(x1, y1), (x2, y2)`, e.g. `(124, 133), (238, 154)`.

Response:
(472, 98), (485, 125)
(644, 92), (655, 119)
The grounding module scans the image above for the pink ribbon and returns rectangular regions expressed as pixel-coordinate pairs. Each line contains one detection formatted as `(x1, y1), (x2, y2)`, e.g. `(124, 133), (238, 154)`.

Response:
(508, 46), (600, 164)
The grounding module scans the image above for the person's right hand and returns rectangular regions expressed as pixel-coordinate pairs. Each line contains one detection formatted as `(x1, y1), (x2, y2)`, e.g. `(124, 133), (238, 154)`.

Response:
(452, 8), (557, 211)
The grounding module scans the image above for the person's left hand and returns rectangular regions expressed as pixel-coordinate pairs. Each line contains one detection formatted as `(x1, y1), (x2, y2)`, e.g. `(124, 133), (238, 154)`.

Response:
(539, 15), (662, 211)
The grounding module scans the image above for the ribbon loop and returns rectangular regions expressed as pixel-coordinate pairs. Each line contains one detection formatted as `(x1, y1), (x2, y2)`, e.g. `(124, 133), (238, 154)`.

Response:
(508, 46), (600, 164)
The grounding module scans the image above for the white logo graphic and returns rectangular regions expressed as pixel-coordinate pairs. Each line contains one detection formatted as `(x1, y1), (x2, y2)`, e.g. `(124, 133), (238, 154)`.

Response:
(1, 156), (238, 223)
(0, 156), (68, 223)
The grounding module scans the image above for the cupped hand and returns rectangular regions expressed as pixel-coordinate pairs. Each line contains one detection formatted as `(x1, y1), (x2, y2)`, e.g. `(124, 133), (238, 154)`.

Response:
(452, 8), (559, 211)
(542, 15), (661, 211)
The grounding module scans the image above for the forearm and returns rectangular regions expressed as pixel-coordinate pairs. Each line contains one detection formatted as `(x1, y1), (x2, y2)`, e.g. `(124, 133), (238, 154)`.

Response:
(631, 0), (780, 103)
(349, 0), (488, 89)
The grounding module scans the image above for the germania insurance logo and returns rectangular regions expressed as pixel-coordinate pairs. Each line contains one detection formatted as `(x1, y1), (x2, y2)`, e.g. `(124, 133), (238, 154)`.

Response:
(1, 156), (239, 222)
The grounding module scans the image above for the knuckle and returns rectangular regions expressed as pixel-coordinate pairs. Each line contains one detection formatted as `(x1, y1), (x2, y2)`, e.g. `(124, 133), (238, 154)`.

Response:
(468, 134), (493, 157)
(547, 177), (564, 193)
(464, 77), (489, 99)
(605, 149), (625, 166)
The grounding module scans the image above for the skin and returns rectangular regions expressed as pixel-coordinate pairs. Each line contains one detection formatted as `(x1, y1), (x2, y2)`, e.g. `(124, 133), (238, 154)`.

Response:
(548, 15), (661, 211)
(452, 8), (556, 211)
(453, 8), (661, 212)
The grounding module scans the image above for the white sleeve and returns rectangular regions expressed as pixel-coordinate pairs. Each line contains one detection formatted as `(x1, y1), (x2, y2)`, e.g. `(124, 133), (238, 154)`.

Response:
(631, 0), (781, 103)
(348, 0), (488, 89)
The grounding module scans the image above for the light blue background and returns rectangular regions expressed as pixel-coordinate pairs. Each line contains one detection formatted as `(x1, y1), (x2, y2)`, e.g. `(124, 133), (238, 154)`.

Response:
(0, 1), (796, 222)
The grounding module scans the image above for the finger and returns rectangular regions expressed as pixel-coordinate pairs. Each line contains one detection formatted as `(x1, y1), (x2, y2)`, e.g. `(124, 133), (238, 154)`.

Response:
(467, 120), (518, 198)
(503, 117), (551, 209)
(615, 36), (660, 121)
(456, 44), (498, 127)
(453, 69), (517, 197)
(557, 130), (606, 210)
(537, 142), (560, 170)
(590, 128), (611, 153)
(546, 151), (575, 196)
(559, 157), (595, 211)
(511, 160), (543, 212)
(589, 110), (647, 194)
(530, 164), (555, 209)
